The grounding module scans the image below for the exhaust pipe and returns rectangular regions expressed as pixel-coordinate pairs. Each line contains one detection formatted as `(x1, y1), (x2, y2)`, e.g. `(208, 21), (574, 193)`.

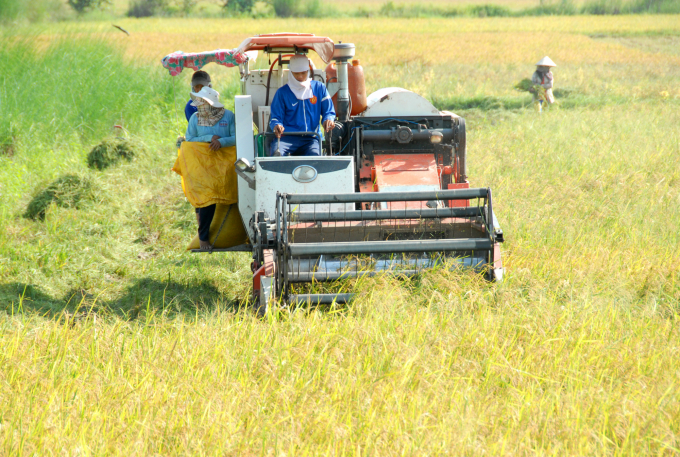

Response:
(333, 43), (355, 122)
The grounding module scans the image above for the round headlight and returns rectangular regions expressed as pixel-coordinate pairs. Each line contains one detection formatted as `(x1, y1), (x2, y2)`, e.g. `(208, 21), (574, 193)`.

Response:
(292, 165), (318, 183)
(429, 131), (443, 144)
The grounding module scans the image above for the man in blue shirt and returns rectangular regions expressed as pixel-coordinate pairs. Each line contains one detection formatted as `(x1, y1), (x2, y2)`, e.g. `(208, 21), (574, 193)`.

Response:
(269, 55), (335, 156)
(184, 71), (212, 122)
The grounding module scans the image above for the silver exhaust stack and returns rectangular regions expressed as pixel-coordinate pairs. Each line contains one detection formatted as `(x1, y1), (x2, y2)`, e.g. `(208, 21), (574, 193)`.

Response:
(332, 42), (355, 122)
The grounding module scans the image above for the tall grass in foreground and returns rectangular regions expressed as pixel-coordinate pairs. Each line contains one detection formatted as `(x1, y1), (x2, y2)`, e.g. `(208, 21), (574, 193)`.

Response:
(0, 271), (678, 454)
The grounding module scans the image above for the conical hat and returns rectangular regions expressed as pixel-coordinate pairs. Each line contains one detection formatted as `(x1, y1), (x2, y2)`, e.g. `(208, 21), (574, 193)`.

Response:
(535, 56), (556, 67)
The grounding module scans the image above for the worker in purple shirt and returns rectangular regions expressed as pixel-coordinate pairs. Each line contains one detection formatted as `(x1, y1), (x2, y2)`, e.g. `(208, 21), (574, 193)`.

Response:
(269, 55), (335, 156)
(185, 71), (212, 122)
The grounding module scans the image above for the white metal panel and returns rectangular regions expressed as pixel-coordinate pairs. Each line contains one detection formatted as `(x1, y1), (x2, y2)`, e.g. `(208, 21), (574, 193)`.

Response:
(237, 157), (355, 234)
(254, 157), (354, 220)
(362, 87), (440, 117)
(235, 95), (254, 162)
(237, 169), (257, 240)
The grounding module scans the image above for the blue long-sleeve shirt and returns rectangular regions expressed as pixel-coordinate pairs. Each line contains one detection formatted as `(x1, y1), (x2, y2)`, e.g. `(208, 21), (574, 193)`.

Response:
(269, 80), (335, 134)
(185, 100), (197, 122)
(186, 109), (236, 148)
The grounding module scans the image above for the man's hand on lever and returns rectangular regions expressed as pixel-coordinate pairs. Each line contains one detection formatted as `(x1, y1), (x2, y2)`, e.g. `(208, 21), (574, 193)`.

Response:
(323, 119), (335, 133)
(273, 125), (285, 139)
(209, 135), (221, 151)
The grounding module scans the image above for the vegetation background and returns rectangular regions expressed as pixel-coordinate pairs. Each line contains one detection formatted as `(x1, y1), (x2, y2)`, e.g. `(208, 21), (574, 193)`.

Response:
(2, 0), (680, 19)
(0, 0), (679, 454)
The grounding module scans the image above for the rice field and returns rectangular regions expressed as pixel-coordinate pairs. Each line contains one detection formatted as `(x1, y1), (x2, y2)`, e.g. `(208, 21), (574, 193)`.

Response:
(1, 14), (679, 455)
(38, 15), (680, 103)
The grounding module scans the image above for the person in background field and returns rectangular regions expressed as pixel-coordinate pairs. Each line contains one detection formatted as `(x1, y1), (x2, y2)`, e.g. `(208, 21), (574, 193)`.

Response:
(185, 70), (212, 122)
(531, 56), (556, 109)
(269, 54), (335, 156)
(186, 86), (235, 250)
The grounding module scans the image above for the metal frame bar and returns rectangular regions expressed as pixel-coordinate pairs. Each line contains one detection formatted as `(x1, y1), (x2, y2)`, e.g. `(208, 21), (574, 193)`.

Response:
(288, 293), (354, 305)
(362, 128), (454, 143)
(288, 239), (493, 256)
(286, 270), (421, 283)
(290, 206), (483, 222)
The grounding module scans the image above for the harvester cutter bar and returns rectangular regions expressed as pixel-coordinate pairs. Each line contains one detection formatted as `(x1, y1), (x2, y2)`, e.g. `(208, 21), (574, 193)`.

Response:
(275, 187), (499, 303)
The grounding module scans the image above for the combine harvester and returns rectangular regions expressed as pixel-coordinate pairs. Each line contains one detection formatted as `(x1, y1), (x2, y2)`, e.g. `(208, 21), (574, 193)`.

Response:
(163, 33), (504, 310)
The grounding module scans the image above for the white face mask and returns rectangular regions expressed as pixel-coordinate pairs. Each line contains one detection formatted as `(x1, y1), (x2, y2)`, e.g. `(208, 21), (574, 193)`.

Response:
(287, 71), (313, 100)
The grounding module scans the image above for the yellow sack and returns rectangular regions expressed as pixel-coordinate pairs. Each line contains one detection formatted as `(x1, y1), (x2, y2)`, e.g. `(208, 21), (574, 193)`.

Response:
(172, 142), (249, 250)
(186, 203), (249, 250)
(172, 142), (238, 208)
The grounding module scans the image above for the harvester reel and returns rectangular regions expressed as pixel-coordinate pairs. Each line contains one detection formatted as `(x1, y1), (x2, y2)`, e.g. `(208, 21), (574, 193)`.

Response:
(271, 188), (502, 306)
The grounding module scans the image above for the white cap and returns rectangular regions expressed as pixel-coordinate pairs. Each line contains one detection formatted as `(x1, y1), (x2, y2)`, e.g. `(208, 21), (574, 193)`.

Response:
(289, 55), (310, 72)
(190, 86), (224, 108)
(535, 56), (556, 67)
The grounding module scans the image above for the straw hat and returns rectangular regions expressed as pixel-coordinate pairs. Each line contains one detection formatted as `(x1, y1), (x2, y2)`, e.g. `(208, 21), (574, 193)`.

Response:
(190, 86), (224, 108)
(535, 56), (556, 67)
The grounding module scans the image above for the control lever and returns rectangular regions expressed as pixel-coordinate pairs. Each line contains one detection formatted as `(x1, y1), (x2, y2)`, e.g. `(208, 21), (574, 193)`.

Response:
(273, 136), (281, 156)
(327, 129), (333, 156)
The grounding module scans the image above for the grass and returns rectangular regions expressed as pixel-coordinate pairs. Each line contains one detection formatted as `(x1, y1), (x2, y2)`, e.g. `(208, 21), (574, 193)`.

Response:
(1, 15), (680, 454)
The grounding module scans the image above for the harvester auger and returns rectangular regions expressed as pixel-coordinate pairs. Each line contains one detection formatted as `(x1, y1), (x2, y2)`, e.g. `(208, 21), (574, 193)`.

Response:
(163, 33), (504, 311)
